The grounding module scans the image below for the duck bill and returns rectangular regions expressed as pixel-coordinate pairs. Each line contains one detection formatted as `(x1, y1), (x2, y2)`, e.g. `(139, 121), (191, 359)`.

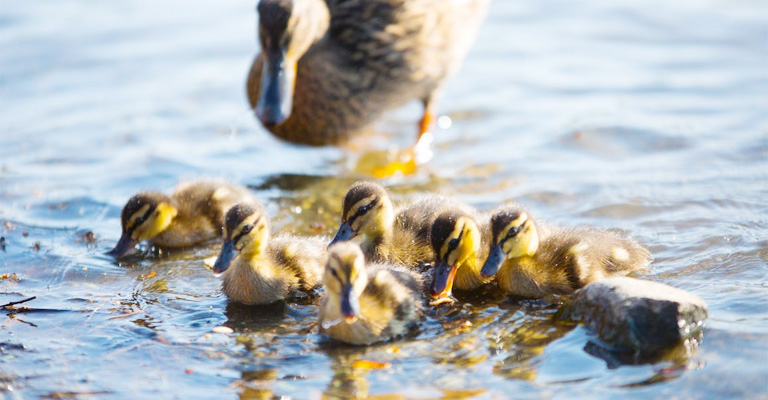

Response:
(480, 244), (505, 278)
(256, 49), (295, 126)
(430, 260), (458, 299)
(213, 240), (236, 274)
(340, 285), (360, 324)
(106, 233), (137, 258)
(328, 221), (357, 249)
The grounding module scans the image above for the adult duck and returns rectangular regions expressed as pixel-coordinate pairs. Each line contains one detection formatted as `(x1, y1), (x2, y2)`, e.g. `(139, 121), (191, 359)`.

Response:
(247, 0), (489, 147)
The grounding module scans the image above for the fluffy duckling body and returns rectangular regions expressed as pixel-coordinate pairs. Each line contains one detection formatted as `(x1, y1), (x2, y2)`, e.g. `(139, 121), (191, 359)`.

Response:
(248, 0), (489, 145)
(429, 207), (492, 303)
(329, 181), (456, 267)
(319, 242), (423, 345)
(108, 180), (256, 257)
(480, 205), (652, 298)
(213, 203), (326, 305)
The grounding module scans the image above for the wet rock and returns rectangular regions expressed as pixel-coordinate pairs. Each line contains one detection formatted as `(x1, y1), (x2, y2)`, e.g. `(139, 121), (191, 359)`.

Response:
(568, 277), (707, 353)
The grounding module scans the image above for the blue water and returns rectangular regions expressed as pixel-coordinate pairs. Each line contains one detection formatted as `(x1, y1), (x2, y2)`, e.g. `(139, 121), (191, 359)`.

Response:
(1, 0), (767, 398)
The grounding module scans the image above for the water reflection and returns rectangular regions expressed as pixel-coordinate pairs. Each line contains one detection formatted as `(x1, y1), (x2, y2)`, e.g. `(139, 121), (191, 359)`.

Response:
(583, 331), (703, 370)
(237, 369), (278, 400)
(224, 301), (288, 334)
(488, 302), (576, 382)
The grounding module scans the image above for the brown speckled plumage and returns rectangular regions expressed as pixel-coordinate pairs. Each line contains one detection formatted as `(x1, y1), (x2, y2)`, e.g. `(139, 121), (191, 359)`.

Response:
(247, 0), (489, 145)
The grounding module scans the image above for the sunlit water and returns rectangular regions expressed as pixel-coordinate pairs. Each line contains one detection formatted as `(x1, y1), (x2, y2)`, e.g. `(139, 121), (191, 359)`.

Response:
(1, 0), (767, 398)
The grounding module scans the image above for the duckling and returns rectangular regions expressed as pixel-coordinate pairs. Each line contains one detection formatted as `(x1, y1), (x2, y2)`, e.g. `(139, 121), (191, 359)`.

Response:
(429, 207), (493, 303)
(328, 181), (454, 267)
(248, 0), (489, 146)
(319, 242), (423, 345)
(480, 205), (652, 298)
(107, 180), (256, 257)
(213, 203), (326, 305)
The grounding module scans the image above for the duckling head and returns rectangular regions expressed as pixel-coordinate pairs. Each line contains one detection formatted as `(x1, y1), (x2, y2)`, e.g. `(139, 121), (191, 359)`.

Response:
(429, 210), (482, 299)
(325, 242), (369, 323)
(480, 207), (540, 278)
(329, 182), (395, 248)
(255, 0), (330, 126)
(107, 192), (179, 257)
(213, 203), (271, 274)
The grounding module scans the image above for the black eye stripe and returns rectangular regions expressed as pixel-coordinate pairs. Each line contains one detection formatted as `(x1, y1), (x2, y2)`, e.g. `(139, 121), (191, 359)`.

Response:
(445, 225), (465, 258)
(347, 198), (378, 224)
(129, 207), (155, 233)
(233, 215), (262, 244)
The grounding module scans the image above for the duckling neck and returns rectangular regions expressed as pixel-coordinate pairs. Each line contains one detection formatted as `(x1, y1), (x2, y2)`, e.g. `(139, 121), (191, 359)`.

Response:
(362, 228), (393, 263)
(221, 250), (292, 305)
(455, 257), (487, 291)
(496, 256), (539, 292)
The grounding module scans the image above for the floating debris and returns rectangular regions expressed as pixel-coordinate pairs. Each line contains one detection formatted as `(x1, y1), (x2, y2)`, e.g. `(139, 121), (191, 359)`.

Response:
(213, 326), (234, 334)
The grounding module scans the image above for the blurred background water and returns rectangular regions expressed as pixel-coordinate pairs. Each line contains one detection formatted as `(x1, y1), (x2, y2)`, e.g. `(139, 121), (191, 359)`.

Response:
(1, 0), (767, 398)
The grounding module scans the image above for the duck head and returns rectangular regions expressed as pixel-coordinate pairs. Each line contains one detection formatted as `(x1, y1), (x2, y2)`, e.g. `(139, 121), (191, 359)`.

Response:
(480, 206), (540, 278)
(429, 210), (482, 300)
(329, 181), (395, 248)
(325, 242), (369, 323)
(213, 203), (271, 274)
(107, 192), (178, 257)
(255, 0), (330, 126)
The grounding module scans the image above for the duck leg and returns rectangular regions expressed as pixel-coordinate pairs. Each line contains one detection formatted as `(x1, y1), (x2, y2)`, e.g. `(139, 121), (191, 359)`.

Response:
(413, 95), (438, 164)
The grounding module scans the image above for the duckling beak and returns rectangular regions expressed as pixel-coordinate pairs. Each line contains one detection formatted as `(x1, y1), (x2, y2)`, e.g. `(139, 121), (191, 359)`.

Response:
(328, 221), (356, 249)
(106, 233), (137, 258)
(340, 284), (360, 323)
(481, 244), (505, 279)
(213, 240), (236, 274)
(256, 50), (295, 126)
(430, 260), (458, 299)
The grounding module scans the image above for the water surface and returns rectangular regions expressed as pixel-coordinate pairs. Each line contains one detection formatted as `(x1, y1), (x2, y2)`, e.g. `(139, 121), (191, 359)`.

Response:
(1, 0), (767, 398)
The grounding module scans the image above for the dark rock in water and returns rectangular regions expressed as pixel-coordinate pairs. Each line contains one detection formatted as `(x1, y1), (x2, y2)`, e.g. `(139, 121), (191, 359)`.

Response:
(568, 277), (708, 354)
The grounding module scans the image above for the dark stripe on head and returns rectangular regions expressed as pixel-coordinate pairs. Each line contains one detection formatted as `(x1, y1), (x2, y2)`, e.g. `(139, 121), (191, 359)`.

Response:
(342, 181), (387, 220)
(347, 196), (379, 225)
(232, 215), (262, 246)
(430, 210), (467, 257)
(121, 192), (168, 230)
(258, 0), (293, 42)
(224, 203), (265, 236)
(491, 208), (525, 242)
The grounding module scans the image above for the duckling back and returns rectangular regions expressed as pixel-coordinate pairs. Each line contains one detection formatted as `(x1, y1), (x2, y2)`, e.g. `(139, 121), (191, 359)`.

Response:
(549, 227), (651, 283)
(173, 180), (256, 229)
(269, 233), (327, 290)
(152, 180), (256, 247)
(498, 227), (651, 298)
(221, 234), (326, 305)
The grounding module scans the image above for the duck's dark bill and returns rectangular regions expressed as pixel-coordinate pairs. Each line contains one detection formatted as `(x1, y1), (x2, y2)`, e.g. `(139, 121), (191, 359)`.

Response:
(340, 284), (360, 323)
(106, 234), (137, 258)
(213, 240), (236, 274)
(328, 221), (356, 248)
(430, 260), (458, 298)
(480, 244), (505, 278)
(256, 50), (293, 126)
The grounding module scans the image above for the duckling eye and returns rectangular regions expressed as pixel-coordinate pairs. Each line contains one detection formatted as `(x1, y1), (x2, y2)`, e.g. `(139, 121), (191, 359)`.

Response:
(330, 268), (339, 279)
(505, 225), (523, 240)
(444, 229), (465, 258)
(358, 203), (374, 214)
(241, 225), (253, 234)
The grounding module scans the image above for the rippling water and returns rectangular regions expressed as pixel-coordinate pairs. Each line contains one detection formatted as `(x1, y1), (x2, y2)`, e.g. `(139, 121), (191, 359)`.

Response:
(1, 0), (767, 398)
